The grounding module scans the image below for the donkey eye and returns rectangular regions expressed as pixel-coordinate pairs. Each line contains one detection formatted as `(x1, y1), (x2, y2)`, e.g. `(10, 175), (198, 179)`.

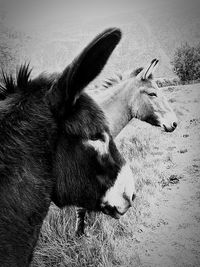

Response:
(90, 133), (105, 141)
(148, 92), (157, 97)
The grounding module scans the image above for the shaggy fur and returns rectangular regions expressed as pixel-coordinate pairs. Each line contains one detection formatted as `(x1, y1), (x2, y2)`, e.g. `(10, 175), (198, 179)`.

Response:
(100, 67), (153, 90)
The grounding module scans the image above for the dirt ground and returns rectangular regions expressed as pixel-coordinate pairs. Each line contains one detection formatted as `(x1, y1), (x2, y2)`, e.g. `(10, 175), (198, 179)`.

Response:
(130, 84), (200, 267)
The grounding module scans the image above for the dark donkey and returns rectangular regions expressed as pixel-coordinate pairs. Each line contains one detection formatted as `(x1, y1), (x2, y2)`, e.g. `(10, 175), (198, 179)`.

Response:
(0, 28), (136, 266)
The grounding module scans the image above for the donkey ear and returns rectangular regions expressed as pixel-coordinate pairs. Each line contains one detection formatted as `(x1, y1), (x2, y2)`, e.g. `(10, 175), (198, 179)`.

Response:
(136, 59), (159, 80)
(48, 28), (121, 115)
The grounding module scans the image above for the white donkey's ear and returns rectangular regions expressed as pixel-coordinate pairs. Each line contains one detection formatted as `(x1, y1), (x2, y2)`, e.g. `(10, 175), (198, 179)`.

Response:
(136, 59), (159, 80)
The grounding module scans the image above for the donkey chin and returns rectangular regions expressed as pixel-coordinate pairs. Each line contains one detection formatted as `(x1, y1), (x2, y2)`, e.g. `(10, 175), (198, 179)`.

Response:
(162, 123), (177, 132)
(100, 163), (136, 219)
(101, 202), (131, 219)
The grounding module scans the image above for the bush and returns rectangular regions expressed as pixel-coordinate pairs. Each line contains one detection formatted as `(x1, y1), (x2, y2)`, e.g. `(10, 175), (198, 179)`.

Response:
(172, 42), (200, 82)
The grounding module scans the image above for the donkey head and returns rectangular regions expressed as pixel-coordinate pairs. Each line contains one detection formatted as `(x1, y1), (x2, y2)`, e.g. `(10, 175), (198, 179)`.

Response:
(128, 59), (177, 132)
(48, 28), (136, 219)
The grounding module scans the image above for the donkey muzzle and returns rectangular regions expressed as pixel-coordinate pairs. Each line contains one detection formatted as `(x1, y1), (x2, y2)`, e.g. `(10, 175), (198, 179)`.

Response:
(101, 163), (136, 218)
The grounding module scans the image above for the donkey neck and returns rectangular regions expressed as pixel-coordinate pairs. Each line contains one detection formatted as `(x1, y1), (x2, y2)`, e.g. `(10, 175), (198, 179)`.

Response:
(92, 79), (134, 137)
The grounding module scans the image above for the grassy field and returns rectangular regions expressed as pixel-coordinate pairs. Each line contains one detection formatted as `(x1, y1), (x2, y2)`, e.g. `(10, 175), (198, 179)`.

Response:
(1, 1), (200, 266)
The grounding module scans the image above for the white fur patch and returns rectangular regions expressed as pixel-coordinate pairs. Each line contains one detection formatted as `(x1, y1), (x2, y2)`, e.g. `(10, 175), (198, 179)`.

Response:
(153, 94), (178, 130)
(102, 163), (136, 214)
(147, 81), (178, 131)
(83, 132), (109, 156)
(159, 111), (178, 130)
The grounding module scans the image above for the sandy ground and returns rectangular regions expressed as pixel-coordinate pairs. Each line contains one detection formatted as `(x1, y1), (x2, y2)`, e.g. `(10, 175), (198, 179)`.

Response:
(123, 84), (200, 267)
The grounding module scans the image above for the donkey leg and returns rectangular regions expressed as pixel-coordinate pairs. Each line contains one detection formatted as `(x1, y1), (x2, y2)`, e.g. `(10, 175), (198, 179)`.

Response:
(75, 207), (87, 236)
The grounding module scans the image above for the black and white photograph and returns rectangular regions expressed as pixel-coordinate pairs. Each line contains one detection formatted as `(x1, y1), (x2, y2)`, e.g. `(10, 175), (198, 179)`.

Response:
(0, 0), (200, 266)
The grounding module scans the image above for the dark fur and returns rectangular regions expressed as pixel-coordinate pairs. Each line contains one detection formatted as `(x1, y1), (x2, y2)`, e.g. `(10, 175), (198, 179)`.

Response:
(0, 28), (122, 266)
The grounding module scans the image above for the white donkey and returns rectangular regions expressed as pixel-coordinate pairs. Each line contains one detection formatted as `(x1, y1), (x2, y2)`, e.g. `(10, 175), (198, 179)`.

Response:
(91, 58), (177, 137)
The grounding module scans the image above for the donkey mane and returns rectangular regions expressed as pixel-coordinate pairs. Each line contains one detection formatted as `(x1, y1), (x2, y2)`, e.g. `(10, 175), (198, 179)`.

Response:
(16, 64), (32, 90)
(0, 64), (58, 102)
(100, 66), (152, 90)
(0, 73), (15, 100)
(0, 64), (32, 100)
(102, 73), (123, 88)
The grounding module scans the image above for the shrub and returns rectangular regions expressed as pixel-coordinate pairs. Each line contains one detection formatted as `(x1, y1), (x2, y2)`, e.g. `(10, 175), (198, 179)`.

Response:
(172, 42), (200, 82)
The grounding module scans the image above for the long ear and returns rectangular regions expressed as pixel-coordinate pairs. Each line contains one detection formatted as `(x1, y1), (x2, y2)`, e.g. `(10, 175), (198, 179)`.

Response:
(136, 58), (159, 80)
(48, 28), (121, 115)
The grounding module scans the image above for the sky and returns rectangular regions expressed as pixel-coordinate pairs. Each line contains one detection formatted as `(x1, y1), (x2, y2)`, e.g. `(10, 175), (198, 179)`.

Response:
(0, 0), (199, 76)
(0, 0), (199, 46)
(1, 0), (199, 30)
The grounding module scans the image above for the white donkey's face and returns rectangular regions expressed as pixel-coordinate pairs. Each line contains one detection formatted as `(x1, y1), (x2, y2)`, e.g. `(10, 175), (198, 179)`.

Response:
(129, 59), (178, 132)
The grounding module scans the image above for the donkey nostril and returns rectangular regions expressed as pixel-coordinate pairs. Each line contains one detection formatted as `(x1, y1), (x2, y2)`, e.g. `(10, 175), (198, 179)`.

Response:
(173, 122), (177, 128)
(132, 193), (136, 202)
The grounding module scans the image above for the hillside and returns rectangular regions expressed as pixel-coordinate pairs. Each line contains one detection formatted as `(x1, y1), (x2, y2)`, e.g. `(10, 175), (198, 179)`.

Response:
(0, 1), (199, 78)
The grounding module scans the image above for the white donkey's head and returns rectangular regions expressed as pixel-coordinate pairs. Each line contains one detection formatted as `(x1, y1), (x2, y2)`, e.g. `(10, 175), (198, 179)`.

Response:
(128, 59), (177, 132)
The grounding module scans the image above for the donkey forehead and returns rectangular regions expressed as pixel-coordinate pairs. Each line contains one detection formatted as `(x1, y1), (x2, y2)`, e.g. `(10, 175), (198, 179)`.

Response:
(138, 80), (159, 93)
(83, 131), (110, 156)
(139, 79), (157, 88)
(64, 93), (108, 138)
